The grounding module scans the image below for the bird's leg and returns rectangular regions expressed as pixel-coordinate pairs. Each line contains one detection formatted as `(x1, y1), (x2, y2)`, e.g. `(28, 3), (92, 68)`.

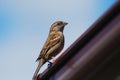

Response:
(47, 60), (53, 69)
(51, 56), (56, 63)
(47, 56), (57, 68)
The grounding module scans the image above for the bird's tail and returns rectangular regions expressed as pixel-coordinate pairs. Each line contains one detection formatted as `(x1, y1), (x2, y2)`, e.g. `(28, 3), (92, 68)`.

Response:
(32, 58), (45, 80)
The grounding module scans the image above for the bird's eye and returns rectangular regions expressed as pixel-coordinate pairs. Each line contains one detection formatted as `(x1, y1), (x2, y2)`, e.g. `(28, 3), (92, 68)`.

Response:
(57, 23), (60, 25)
(57, 22), (62, 25)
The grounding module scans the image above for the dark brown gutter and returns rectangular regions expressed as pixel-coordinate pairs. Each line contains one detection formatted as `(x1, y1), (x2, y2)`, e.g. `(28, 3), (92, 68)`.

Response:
(38, 1), (120, 80)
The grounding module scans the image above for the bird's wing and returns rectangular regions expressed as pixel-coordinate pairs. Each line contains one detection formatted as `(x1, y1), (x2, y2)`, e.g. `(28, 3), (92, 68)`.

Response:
(36, 32), (63, 61)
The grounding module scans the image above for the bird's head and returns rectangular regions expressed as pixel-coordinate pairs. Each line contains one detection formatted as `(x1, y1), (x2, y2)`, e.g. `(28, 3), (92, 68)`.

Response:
(50, 21), (68, 32)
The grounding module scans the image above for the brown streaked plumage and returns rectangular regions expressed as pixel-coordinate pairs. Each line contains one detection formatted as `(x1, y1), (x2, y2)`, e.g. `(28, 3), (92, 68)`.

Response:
(32, 21), (68, 80)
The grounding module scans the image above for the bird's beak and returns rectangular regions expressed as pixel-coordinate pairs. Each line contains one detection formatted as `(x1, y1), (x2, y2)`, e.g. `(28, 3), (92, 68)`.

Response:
(63, 22), (68, 26)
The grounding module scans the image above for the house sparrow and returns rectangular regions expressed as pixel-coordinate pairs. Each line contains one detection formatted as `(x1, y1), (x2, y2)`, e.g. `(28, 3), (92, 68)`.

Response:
(32, 21), (68, 80)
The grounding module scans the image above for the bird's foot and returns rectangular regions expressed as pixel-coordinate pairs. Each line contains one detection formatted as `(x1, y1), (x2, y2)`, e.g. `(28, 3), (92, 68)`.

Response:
(47, 61), (53, 69)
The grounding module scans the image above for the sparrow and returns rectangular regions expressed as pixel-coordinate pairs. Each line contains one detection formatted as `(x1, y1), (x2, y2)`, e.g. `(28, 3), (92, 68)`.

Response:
(32, 21), (68, 80)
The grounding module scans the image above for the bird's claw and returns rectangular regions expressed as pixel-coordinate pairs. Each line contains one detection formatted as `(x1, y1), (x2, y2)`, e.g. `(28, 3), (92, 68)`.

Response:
(47, 62), (53, 69)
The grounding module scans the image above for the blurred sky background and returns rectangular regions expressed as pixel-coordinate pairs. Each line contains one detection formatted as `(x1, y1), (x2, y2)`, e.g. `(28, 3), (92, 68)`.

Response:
(0, 0), (116, 80)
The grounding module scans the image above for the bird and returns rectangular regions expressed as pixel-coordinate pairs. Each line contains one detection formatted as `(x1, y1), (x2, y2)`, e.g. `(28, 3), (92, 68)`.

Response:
(32, 21), (68, 80)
